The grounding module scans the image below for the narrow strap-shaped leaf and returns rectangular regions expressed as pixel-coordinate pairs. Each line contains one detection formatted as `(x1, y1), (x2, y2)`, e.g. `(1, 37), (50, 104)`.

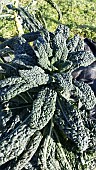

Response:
(53, 72), (73, 100)
(16, 7), (43, 32)
(74, 80), (96, 110)
(55, 25), (69, 40)
(75, 37), (84, 51)
(38, 135), (56, 170)
(29, 87), (57, 130)
(0, 66), (50, 102)
(12, 131), (43, 170)
(0, 32), (40, 50)
(38, 119), (58, 170)
(52, 25), (68, 65)
(67, 34), (80, 52)
(0, 77), (23, 87)
(56, 98), (91, 151)
(54, 129), (72, 170)
(0, 123), (35, 166)
(33, 37), (51, 70)
(68, 51), (95, 68)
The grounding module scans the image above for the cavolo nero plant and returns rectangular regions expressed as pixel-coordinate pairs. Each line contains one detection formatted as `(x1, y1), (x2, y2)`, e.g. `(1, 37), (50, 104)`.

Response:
(0, 5), (96, 170)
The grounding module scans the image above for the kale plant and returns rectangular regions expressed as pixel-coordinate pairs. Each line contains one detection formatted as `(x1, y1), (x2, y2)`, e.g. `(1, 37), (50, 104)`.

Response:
(0, 6), (96, 170)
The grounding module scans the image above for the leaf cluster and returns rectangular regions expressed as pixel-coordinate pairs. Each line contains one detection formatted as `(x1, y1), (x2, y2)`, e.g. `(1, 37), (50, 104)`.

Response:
(0, 6), (96, 170)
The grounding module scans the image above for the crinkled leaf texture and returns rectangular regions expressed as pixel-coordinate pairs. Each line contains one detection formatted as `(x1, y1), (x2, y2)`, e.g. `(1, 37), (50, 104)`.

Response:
(0, 7), (96, 170)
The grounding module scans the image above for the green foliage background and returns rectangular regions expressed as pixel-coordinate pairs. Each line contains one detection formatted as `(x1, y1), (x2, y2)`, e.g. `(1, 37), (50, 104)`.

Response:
(0, 0), (96, 39)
